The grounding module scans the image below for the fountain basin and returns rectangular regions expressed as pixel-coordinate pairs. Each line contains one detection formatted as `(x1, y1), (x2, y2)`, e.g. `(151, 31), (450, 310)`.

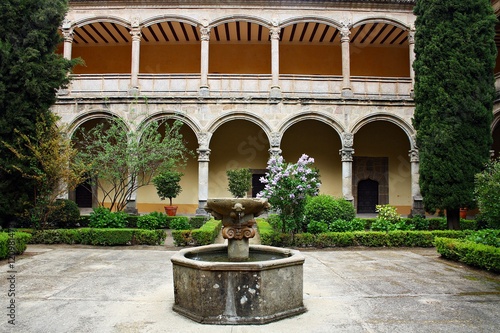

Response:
(171, 244), (306, 325)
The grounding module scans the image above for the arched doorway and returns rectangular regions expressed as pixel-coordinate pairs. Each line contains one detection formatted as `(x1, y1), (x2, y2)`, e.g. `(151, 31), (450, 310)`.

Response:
(357, 179), (379, 213)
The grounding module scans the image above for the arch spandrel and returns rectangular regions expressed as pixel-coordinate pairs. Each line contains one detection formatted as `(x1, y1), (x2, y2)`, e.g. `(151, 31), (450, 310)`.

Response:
(279, 112), (344, 140)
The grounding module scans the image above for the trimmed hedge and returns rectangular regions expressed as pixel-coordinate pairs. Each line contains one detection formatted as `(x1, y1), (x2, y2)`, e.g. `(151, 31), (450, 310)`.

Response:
(256, 220), (472, 248)
(26, 228), (166, 246)
(435, 237), (500, 273)
(0, 232), (32, 259)
(172, 219), (222, 246)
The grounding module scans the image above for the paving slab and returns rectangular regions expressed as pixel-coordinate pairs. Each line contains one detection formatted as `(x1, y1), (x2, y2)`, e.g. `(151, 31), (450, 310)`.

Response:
(1, 245), (499, 333)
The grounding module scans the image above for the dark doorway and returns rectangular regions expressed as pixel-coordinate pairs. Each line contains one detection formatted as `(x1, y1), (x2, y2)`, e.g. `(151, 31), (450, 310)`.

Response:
(75, 179), (93, 208)
(252, 173), (266, 197)
(357, 179), (379, 213)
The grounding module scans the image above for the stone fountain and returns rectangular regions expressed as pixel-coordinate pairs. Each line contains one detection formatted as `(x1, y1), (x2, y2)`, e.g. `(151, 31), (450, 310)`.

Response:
(171, 198), (306, 325)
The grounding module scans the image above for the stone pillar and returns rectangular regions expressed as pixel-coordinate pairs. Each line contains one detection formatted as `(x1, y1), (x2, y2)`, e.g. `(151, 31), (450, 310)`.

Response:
(408, 28), (415, 97)
(409, 148), (424, 216)
(270, 26), (281, 99)
(339, 133), (354, 203)
(199, 26), (210, 96)
(196, 147), (211, 215)
(340, 22), (353, 97)
(129, 21), (141, 95)
(62, 20), (73, 61)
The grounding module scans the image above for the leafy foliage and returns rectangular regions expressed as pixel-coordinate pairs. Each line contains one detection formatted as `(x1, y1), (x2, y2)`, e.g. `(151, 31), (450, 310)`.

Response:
(412, 0), (496, 229)
(304, 195), (356, 226)
(137, 214), (164, 230)
(258, 154), (321, 234)
(226, 168), (252, 198)
(152, 168), (183, 206)
(76, 118), (190, 211)
(169, 216), (191, 230)
(0, 0), (78, 225)
(465, 229), (500, 247)
(2, 113), (86, 228)
(88, 207), (128, 229)
(474, 158), (500, 229)
(46, 199), (81, 228)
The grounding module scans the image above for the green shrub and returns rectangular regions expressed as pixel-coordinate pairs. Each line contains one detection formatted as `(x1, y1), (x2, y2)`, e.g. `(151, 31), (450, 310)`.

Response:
(411, 215), (429, 230)
(428, 217), (447, 230)
(474, 158), (500, 229)
(307, 220), (329, 234)
(267, 214), (283, 231)
(293, 233), (316, 247)
(459, 219), (477, 231)
(315, 232), (355, 247)
(137, 214), (163, 230)
(190, 216), (209, 229)
(172, 219), (221, 246)
(46, 199), (81, 228)
(329, 218), (365, 232)
(133, 229), (166, 245)
(466, 229), (500, 247)
(89, 207), (128, 228)
(125, 215), (139, 228)
(0, 232), (31, 259)
(435, 237), (500, 272)
(304, 195), (355, 226)
(28, 228), (165, 246)
(169, 216), (191, 230)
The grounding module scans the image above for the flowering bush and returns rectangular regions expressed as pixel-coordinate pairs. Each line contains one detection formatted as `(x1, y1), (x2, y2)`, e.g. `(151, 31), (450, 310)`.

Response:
(258, 154), (321, 233)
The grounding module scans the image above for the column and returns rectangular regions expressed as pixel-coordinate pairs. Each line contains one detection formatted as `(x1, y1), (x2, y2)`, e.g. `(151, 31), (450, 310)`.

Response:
(339, 133), (354, 202)
(340, 22), (353, 97)
(199, 26), (210, 96)
(409, 148), (424, 216)
(196, 147), (211, 215)
(270, 27), (281, 99)
(129, 25), (141, 94)
(408, 28), (415, 97)
(62, 22), (73, 60)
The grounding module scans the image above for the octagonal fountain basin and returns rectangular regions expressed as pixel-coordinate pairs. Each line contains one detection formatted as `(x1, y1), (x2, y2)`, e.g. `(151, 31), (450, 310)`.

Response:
(171, 244), (306, 325)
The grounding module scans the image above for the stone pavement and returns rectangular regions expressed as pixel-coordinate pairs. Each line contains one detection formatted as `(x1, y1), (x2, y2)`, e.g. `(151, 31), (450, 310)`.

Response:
(1, 244), (499, 333)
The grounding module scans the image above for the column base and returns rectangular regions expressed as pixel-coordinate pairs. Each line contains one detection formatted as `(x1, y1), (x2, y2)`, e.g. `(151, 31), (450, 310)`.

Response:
(341, 88), (353, 97)
(270, 86), (282, 99)
(128, 87), (140, 96)
(199, 86), (210, 97)
(409, 198), (425, 217)
(124, 200), (139, 215)
(196, 200), (209, 215)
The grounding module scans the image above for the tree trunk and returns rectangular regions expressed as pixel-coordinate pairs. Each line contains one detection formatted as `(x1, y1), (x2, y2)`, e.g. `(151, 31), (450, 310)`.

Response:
(446, 208), (460, 230)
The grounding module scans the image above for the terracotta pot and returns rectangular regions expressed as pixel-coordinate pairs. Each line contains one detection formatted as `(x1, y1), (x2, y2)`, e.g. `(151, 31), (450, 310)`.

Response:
(164, 206), (178, 216)
(459, 208), (467, 219)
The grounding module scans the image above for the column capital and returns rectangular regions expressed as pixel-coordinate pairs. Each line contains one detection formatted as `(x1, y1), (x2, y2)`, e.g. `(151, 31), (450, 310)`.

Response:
(408, 29), (415, 45)
(200, 26), (211, 41)
(269, 147), (282, 159)
(409, 148), (419, 163)
(197, 148), (211, 162)
(269, 27), (280, 40)
(130, 27), (142, 41)
(340, 21), (352, 42)
(339, 148), (354, 162)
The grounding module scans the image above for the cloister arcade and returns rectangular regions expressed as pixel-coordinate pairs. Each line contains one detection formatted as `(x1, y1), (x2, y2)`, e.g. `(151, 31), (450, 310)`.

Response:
(53, 1), (500, 215)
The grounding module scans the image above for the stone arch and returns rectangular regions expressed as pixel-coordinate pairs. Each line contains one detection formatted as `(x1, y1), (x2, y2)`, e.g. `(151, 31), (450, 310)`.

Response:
(492, 106), (500, 131)
(67, 110), (128, 139)
(71, 16), (131, 29)
(352, 17), (410, 31)
(279, 111), (344, 142)
(209, 15), (272, 29)
(350, 113), (415, 149)
(138, 111), (202, 137)
(142, 15), (201, 28)
(280, 16), (342, 29)
(206, 111), (272, 148)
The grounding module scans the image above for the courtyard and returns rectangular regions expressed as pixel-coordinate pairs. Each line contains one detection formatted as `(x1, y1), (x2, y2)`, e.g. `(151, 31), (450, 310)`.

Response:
(2, 243), (499, 333)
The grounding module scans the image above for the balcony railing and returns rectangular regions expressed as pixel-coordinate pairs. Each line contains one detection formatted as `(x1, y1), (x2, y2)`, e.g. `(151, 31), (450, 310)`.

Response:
(64, 73), (414, 100)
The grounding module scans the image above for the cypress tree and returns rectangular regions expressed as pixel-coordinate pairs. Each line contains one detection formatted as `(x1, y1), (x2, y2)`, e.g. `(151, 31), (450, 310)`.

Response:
(413, 0), (497, 229)
(0, 0), (75, 226)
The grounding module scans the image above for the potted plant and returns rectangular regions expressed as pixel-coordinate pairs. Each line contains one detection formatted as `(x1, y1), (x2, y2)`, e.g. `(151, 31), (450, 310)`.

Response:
(226, 168), (252, 198)
(153, 169), (183, 216)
